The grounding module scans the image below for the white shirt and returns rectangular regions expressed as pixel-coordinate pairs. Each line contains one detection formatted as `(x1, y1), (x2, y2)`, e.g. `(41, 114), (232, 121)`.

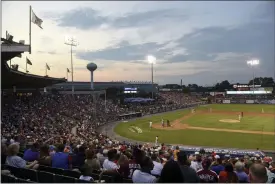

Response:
(149, 122), (152, 127)
(132, 170), (157, 183)
(79, 175), (93, 181)
(190, 161), (203, 171)
(103, 159), (118, 170)
(151, 161), (163, 176)
(155, 137), (158, 143)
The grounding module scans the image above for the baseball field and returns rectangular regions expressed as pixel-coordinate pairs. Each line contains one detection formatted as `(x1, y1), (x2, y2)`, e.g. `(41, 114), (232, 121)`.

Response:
(114, 104), (275, 151)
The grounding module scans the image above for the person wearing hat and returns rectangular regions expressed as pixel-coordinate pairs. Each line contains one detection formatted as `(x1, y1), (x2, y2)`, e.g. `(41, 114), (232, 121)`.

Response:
(210, 155), (225, 175)
(197, 158), (218, 183)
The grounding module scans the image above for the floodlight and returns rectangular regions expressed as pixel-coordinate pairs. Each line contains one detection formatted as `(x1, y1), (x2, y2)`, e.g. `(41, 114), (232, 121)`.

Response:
(147, 55), (156, 64)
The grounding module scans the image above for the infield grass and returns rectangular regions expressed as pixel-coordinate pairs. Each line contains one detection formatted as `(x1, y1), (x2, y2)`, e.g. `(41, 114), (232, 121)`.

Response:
(114, 104), (275, 150)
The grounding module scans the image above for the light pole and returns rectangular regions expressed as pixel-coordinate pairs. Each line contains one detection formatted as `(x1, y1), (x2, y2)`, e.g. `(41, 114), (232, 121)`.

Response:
(65, 36), (78, 94)
(247, 59), (259, 93)
(147, 55), (156, 99)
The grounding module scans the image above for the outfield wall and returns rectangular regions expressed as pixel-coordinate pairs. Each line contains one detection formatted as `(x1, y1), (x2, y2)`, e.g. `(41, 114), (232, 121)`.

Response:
(221, 99), (275, 104)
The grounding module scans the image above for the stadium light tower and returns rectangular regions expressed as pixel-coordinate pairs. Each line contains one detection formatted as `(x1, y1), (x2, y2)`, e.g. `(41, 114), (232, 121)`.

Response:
(147, 55), (156, 99)
(247, 59), (259, 93)
(65, 36), (78, 95)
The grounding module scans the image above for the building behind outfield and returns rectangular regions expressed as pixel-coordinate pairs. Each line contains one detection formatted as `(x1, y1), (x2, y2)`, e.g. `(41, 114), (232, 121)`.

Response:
(48, 81), (159, 94)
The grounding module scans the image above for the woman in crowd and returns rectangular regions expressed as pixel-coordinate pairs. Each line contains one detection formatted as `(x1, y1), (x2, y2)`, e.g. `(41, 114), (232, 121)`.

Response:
(38, 144), (51, 166)
(158, 160), (184, 183)
(219, 163), (239, 183)
(6, 143), (39, 169)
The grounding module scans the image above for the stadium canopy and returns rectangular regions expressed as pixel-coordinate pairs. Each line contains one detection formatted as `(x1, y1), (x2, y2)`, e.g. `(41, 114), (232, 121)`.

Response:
(1, 38), (66, 89)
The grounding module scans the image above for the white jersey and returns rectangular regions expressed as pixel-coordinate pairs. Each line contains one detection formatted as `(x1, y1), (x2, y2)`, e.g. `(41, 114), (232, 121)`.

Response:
(155, 137), (158, 144)
(238, 115), (241, 120)
(149, 122), (152, 128)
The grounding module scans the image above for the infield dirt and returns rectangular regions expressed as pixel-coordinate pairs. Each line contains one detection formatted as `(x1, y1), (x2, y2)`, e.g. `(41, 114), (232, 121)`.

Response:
(152, 111), (275, 135)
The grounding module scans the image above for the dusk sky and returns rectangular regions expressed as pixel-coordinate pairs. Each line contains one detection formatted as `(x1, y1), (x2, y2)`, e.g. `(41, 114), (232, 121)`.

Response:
(2, 1), (274, 85)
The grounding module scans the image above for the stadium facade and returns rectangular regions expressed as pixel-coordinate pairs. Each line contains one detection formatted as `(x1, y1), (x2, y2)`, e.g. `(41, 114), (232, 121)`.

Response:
(48, 81), (159, 94)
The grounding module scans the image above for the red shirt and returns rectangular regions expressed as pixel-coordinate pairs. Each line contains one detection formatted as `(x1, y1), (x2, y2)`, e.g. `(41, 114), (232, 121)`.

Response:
(197, 169), (218, 183)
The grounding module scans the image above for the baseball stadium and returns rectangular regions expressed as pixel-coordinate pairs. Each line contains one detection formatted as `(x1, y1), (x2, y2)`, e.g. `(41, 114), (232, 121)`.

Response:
(2, 1), (275, 183)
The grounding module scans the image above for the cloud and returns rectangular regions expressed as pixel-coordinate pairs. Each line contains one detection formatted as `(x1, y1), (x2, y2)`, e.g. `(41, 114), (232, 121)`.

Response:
(54, 7), (108, 30)
(76, 40), (169, 62)
(52, 7), (188, 30)
(37, 50), (57, 55)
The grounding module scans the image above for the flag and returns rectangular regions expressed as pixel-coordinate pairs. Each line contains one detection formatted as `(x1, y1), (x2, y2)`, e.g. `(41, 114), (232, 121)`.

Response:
(67, 68), (70, 73)
(26, 57), (32, 65)
(46, 63), (50, 70)
(31, 7), (43, 29)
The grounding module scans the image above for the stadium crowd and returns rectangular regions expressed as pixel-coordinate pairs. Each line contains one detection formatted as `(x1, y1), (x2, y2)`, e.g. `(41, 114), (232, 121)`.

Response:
(1, 93), (274, 183)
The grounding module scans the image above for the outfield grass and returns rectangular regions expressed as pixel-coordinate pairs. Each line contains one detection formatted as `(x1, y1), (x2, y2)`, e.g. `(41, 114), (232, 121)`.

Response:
(114, 104), (275, 150)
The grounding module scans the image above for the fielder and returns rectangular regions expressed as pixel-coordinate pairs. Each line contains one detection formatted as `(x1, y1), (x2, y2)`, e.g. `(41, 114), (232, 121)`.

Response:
(149, 121), (152, 129)
(155, 136), (159, 146)
(238, 114), (242, 121)
(161, 119), (164, 128)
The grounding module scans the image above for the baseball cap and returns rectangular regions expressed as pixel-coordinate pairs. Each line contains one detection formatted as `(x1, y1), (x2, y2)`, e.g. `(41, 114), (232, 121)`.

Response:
(214, 155), (220, 159)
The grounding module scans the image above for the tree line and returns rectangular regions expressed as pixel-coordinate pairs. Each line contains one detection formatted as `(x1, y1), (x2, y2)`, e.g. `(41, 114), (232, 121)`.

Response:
(162, 77), (275, 92)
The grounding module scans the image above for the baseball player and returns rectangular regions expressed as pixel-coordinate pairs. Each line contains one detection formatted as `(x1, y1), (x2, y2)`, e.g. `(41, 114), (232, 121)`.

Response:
(149, 121), (152, 129)
(238, 114), (241, 121)
(161, 119), (164, 128)
(155, 136), (159, 146)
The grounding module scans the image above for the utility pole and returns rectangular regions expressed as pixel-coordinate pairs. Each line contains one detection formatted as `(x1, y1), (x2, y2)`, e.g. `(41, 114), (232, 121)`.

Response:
(65, 37), (77, 95)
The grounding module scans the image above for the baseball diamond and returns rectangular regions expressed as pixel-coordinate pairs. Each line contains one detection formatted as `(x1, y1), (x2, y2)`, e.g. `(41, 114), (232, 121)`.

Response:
(114, 104), (275, 150)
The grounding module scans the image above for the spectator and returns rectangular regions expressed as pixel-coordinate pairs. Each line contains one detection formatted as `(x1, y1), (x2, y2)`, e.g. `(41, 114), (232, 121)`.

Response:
(270, 162), (275, 174)
(191, 153), (203, 171)
(38, 144), (51, 166)
(103, 149), (119, 170)
(219, 163), (239, 183)
(132, 156), (157, 183)
(51, 144), (71, 169)
(79, 164), (94, 182)
(211, 155), (225, 175)
(6, 143), (38, 169)
(173, 146), (180, 161)
(1, 143), (8, 164)
(151, 153), (163, 176)
(159, 159), (184, 183)
(249, 163), (268, 183)
(234, 161), (249, 183)
(197, 158), (218, 183)
(85, 149), (101, 171)
(72, 146), (86, 168)
(128, 148), (143, 178)
(23, 142), (40, 162)
(177, 151), (200, 183)
(116, 154), (130, 178)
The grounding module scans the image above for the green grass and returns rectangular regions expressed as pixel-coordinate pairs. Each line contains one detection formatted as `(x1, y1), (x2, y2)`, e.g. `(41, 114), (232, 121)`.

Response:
(114, 104), (275, 150)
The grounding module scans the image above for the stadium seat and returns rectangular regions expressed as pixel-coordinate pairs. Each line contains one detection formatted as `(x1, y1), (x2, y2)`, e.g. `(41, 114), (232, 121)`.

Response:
(101, 175), (114, 183)
(1, 174), (17, 183)
(90, 173), (100, 180)
(18, 168), (38, 182)
(63, 169), (81, 178)
(123, 178), (133, 183)
(4, 165), (21, 177)
(39, 165), (64, 175)
(15, 178), (35, 183)
(37, 171), (55, 183)
(76, 179), (95, 183)
(54, 174), (76, 183)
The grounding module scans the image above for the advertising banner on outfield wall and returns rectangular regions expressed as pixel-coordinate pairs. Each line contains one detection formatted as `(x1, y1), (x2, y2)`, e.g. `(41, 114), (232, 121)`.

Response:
(246, 100), (254, 104)
(258, 99), (275, 104)
(223, 100), (230, 104)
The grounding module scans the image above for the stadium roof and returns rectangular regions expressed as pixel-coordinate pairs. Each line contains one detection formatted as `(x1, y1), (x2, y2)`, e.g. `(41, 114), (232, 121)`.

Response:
(1, 37), (66, 89)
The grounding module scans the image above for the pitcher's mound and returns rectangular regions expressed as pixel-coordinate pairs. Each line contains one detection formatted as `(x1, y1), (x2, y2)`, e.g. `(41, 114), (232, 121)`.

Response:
(219, 119), (240, 123)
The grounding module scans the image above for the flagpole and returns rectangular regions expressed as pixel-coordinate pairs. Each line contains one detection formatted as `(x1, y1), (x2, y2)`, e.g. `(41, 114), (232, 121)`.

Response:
(29, 6), (32, 54)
